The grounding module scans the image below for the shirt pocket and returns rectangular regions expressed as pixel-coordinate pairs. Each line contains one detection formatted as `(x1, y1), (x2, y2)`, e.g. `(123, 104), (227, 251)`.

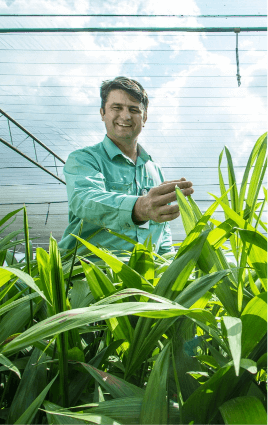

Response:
(106, 181), (133, 195)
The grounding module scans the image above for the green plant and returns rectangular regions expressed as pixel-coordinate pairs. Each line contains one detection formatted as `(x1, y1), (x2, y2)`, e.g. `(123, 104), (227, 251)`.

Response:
(0, 133), (266, 424)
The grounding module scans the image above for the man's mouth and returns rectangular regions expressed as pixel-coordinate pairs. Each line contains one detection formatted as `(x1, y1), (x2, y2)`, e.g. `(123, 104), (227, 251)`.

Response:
(116, 123), (131, 127)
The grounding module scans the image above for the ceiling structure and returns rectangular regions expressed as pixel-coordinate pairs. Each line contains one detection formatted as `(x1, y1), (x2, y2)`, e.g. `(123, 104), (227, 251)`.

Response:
(0, 5), (267, 253)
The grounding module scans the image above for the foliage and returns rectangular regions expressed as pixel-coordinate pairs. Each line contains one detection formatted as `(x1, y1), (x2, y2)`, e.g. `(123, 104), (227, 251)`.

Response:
(0, 133), (267, 424)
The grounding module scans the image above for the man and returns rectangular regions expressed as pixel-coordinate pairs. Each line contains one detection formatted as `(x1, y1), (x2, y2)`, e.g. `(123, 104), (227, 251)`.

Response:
(59, 77), (193, 255)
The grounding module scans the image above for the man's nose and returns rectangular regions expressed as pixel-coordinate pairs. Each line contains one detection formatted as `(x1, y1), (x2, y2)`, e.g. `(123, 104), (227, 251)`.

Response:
(120, 108), (131, 120)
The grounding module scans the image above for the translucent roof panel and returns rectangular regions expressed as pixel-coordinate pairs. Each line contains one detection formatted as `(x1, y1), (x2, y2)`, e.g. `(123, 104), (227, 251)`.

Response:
(0, 0), (267, 251)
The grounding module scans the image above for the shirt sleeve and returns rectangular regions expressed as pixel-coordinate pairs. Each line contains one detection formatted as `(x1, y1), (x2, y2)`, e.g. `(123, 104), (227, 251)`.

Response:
(158, 221), (175, 255)
(64, 150), (139, 232)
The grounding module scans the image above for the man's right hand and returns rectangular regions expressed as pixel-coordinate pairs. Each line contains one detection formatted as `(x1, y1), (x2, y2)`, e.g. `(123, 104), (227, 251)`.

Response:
(132, 178), (194, 224)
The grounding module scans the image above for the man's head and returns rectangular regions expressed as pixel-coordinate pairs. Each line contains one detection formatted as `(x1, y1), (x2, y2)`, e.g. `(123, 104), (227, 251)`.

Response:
(100, 76), (149, 113)
(100, 77), (149, 147)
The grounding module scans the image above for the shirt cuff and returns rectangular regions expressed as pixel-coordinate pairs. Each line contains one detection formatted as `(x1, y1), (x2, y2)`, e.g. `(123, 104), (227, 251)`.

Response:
(119, 195), (139, 230)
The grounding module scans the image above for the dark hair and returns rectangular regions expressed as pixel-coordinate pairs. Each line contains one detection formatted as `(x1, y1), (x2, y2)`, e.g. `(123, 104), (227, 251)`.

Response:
(100, 76), (149, 112)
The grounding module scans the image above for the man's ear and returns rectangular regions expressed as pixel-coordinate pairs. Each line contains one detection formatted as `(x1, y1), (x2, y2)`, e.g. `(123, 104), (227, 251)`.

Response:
(100, 108), (105, 121)
(142, 110), (147, 127)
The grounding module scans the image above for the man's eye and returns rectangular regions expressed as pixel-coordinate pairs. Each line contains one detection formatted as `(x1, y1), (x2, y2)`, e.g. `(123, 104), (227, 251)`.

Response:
(113, 106), (120, 110)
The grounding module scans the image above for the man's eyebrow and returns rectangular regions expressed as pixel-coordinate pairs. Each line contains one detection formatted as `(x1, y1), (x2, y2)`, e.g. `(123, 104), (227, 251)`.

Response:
(110, 102), (142, 110)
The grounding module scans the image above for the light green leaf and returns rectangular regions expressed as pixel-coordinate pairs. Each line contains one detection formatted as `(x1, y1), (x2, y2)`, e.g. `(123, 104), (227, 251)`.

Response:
(0, 353), (21, 378)
(223, 317), (242, 376)
(241, 292), (267, 358)
(0, 267), (48, 302)
(1, 301), (216, 356)
(74, 235), (150, 290)
(238, 229), (267, 290)
(219, 396), (267, 425)
(128, 243), (155, 280)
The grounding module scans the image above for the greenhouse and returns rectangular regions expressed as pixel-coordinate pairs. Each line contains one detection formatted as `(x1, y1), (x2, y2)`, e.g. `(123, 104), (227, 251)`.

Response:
(0, 0), (267, 424)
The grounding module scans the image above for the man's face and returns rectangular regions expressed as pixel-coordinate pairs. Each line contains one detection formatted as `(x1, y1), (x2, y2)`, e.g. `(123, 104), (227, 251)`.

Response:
(100, 89), (147, 146)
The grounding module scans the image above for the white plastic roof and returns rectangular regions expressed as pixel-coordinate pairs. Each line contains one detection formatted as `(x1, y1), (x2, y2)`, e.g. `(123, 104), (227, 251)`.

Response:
(0, 0), (267, 251)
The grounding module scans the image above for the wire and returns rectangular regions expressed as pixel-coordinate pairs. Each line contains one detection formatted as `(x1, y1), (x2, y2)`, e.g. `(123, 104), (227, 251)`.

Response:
(0, 48), (266, 51)
(0, 14), (267, 17)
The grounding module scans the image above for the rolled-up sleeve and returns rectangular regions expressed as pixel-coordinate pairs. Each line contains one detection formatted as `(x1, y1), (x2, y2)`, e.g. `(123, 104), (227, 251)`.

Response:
(64, 151), (139, 232)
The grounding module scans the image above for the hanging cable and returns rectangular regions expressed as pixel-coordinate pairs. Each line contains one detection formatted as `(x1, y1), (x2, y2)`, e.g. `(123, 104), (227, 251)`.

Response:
(45, 202), (50, 225)
(234, 28), (241, 87)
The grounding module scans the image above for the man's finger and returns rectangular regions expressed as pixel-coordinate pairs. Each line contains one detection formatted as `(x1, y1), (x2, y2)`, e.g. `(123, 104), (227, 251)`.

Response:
(158, 211), (181, 222)
(155, 180), (193, 196)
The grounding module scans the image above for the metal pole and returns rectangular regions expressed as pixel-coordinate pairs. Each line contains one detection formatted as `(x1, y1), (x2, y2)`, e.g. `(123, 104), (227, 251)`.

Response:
(0, 27), (266, 33)
(0, 137), (66, 185)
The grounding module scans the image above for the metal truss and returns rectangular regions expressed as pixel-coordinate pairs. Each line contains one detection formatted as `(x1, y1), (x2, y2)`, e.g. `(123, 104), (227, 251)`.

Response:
(0, 108), (66, 185)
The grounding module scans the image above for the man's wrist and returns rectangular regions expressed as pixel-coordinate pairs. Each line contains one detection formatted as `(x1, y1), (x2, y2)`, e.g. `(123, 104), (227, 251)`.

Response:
(132, 197), (149, 224)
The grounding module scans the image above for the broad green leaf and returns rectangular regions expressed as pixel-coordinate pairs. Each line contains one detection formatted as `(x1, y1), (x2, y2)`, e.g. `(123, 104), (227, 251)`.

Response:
(128, 243), (155, 280)
(238, 229), (267, 290)
(224, 145), (239, 213)
(156, 230), (209, 299)
(43, 403), (122, 425)
(43, 401), (87, 424)
(175, 270), (229, 308)
(0, 300), (38, 346)
(218, 147), (230, 214)
(74, 235), (150, 290)
(182, 365), (239, 425)
(49, 235), (69, 407)
(36, 247), (53, 308)
(175, 189), (197, 235)
(219, 396), (267, 425)
(14, 374), (58, 424)
(0, 353), (21, 378)
(1, 301), (216, 356)
(69, 280), (92, 309)
(81, 260), (133, 347)
(81, 259), (116, 299)
(140, 342), (170, 424)
(0, 292), (40, 317)
(240, 359), (257, 374)
(0, 267), (48, 302)
(238, 132), (267, 214)
(246, 139), (267, 224)
(241, 292), (267, 358)
(223, 317), (242, 376)
(80, 397), (143, 425)
(8, 348), (47, 424)
(81, 363), (145, 398)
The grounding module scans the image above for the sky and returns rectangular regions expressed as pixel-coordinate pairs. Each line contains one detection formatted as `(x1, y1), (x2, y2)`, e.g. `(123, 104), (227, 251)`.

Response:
(0, 0), (267, 246)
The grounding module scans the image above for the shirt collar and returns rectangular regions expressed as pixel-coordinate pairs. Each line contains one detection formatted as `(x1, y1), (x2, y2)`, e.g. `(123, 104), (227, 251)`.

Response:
(102, 135), (152, 164)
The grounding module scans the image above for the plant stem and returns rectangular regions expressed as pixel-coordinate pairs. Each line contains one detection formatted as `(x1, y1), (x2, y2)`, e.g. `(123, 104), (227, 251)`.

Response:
(65, 220), (83, 298)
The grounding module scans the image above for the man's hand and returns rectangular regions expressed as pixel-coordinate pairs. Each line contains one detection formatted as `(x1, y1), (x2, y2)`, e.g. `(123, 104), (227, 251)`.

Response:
(133, 178), (194, 223)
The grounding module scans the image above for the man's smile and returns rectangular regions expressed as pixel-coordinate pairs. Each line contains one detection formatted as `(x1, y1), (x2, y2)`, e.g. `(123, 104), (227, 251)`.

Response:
(116, 123), (132, 127)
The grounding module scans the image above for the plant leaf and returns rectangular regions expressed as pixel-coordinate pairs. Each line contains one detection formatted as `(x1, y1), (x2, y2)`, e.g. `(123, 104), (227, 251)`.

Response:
(219, 396), (267, 425)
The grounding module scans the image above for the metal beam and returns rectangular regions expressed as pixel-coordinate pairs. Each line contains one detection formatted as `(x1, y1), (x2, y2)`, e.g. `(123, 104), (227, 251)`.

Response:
(0, 109), (65, 164)
(0, 27), (266, 33)
(0, 137), (66, 185)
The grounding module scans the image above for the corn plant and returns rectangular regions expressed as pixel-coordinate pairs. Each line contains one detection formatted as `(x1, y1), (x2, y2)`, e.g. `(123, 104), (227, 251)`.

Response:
(0, 133), (266, 425)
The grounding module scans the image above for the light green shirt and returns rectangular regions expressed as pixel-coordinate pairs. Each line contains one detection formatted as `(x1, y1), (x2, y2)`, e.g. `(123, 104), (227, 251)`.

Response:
(59, 136), (174, 255)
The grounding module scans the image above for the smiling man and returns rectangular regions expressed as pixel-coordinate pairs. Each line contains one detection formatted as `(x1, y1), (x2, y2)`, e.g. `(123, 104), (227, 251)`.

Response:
(59, 76), (194, 256)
